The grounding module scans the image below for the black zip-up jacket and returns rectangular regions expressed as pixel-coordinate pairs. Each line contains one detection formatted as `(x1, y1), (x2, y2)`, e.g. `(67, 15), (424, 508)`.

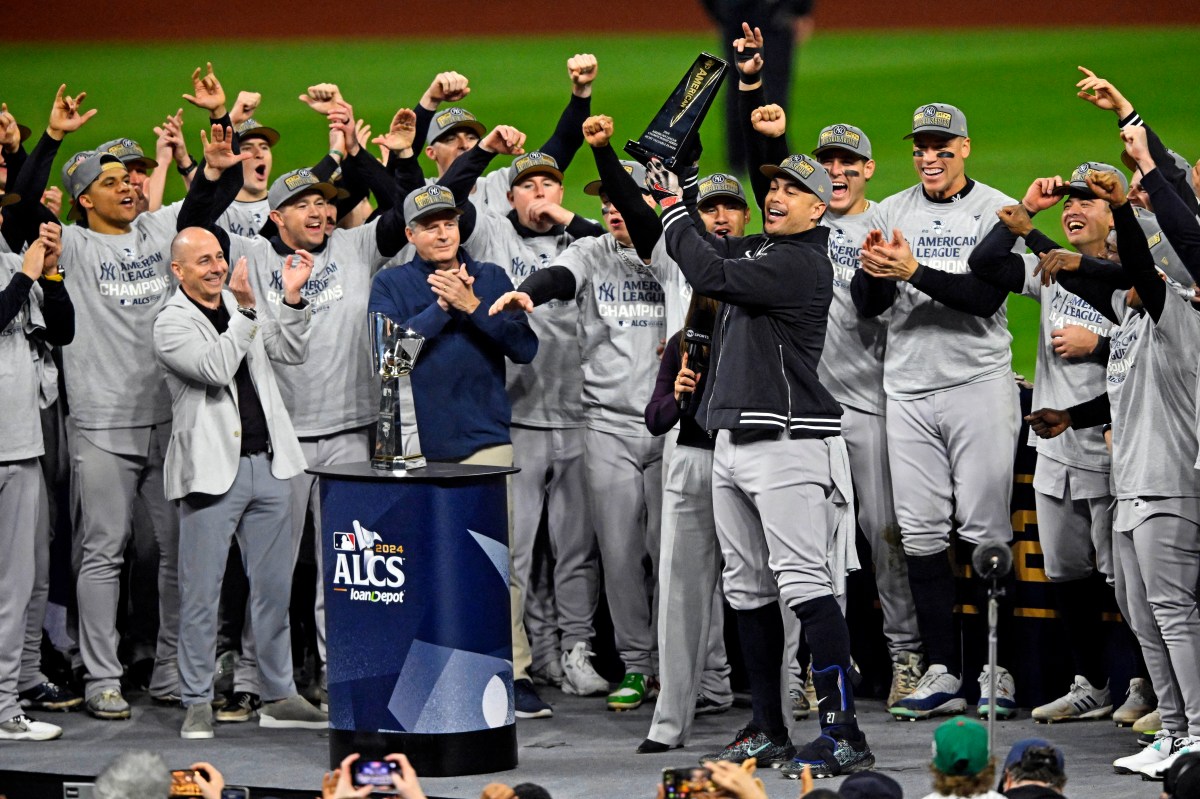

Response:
(660, 201), (842, 437)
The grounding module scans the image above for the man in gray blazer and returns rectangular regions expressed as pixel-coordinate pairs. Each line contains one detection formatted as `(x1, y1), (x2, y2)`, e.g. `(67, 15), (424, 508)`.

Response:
(153, 225), (325, 740)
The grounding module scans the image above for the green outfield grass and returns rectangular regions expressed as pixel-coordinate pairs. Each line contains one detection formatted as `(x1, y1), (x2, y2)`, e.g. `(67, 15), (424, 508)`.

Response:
(3, 27), (1198, 377)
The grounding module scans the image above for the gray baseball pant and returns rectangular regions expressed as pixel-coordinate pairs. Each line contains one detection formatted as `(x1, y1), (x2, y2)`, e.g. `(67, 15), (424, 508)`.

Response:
(509, 424), (598, 668)
(235, 428), (368, 694)
(0, 460), (41, 721)
(179, 453), (296, 706)
(842, 404), (920, 658)
(585, 428), (663, 675)
(1125, 505), (1200, 737)
(1033, 457), (1114, 582)
(647, 444), (731, 746)
(74, 425), (180, 699)
(888, 377), (1019, 556)
(711, 431), (841, 610)
(21, 403), (64, 690)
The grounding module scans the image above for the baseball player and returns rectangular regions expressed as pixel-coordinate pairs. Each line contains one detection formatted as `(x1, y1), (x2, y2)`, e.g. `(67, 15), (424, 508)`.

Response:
(489, 113), (671, 712)
(734, 26), (919, 712)
(1027, 164), (1200, 781)
(0, 231), (73, 742)
(654, 142), (873, 777)
(6, 71), (245, 719)
(851, 102), (1023, 721)
(967, 164), (1167, 727)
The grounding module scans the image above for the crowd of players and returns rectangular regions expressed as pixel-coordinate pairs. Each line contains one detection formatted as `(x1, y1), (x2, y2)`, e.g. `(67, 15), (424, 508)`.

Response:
(1, 21), (1199, 787)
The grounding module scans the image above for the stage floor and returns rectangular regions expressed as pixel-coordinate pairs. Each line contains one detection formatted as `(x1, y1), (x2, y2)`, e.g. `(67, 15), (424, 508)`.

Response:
(0, 687), (1167, 798)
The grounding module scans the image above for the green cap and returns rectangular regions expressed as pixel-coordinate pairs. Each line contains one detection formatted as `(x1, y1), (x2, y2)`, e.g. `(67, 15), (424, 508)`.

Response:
(932, 717), (989, 776)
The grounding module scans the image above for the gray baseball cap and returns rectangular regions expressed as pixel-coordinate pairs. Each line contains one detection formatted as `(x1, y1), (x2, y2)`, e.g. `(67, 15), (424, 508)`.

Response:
(233, 117), (280, 146)
(906, 103), (968, 140)
(583, 160), (647, 197)
(697, 173), (747, 207)
(1055, 161), (1129, 198)
(267, 168), (337, 211)
(62, 150), (124, 221)
(426, 107), (486, 146)
(510, 152), (564, 187)
(1120, 147), (1192, 176)
(96, 138), (158, 170)
(759, 154), (833, 200)
(813, 123), (872, 160)
(403, 184), (462, 226)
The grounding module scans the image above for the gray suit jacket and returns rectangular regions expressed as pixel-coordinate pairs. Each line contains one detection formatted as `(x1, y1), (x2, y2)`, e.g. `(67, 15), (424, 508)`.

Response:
(153, 286), (311, 500)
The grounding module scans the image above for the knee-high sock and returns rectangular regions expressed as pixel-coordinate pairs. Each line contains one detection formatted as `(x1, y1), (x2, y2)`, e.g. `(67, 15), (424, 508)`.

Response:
(794, 594), (860, 741)
(734, 604), (788, 741)
(1053, 576), (1108, 688)
(906, 552), (960, 677)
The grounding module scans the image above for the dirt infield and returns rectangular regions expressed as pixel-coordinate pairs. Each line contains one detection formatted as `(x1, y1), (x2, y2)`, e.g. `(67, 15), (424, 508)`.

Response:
(4, 0), (1197, 41)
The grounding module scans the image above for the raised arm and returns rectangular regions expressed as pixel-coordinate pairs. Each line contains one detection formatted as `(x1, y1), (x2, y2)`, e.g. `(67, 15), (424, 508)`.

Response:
(1123, 125), (1200, 283)
(967, 210), (1037, 294)
(584, 115), (661, 260)
(533, 55), (596, 171)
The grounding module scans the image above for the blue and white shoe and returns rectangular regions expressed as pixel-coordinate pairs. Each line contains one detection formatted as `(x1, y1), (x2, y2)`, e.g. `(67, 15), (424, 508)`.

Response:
(889, 665), (966, 720)
(977, 665), (1018, 720)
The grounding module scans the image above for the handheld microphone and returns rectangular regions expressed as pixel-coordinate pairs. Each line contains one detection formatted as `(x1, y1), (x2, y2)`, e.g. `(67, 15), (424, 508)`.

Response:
(971, 542), (1013, 580)
(679, 305), (715, 415)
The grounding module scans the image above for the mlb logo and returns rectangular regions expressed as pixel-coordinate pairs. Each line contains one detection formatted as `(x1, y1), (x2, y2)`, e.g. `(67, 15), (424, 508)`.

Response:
(334, 532), (356, 552)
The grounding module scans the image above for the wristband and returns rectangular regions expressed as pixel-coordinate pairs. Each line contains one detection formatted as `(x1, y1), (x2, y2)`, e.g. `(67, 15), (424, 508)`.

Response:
(329, 148), (344, 160)
(41, 273), (63, 282)
(177, 160), (198, 176)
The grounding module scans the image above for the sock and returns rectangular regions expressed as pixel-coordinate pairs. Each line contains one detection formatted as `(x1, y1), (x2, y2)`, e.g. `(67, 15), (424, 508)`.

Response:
(794, 595), (860, 741)
(906, 551), (960, 677)
(966, 558), (1017, 674)
(1054, 576), (1108, 688)
(734, 604), (788, 741)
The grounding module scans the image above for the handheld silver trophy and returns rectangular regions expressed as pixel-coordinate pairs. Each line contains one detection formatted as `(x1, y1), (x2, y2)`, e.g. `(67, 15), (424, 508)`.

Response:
(369, 312), (426, 470)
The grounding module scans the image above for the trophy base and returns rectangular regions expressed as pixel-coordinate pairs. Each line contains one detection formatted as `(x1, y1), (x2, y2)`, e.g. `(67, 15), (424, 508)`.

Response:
(624, 139), (676, 169)
(371, 454), (428, 471)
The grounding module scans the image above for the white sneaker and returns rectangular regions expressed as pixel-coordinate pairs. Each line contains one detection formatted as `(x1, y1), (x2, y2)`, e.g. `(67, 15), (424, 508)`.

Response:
(1031, 675), (1112, 722)
(1113, 678), (1156, 727)
(560, 642), (609, 696)
(977, 665), (1018, 719)
(887, 652), (924, 708)
(889, 664), (966, 720)
(0, 713), (62, 741)
(1114, 730), (1178, 774)
(1140, 736), (1198, 780)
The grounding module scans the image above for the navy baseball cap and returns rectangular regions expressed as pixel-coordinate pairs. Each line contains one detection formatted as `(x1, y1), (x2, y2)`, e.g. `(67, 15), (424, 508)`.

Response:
(906, 103), (968, 140)
(839, 771), (902, 799)
(760, 154), (833, 200)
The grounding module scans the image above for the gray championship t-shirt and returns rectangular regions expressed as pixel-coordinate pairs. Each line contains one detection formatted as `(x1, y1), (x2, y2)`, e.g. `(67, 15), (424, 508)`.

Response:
(1016, 253), (1112, 472)
(820, 202), (888, 415)
(464, 208), (584, 428)
(1110, 288), (1200, 499)
(872, 183), (1018, 399)
(231, 222), (385, 438)
(551, 233), (668, 437)
(217, 198), (270, 238)
(59, 203), (181, 429)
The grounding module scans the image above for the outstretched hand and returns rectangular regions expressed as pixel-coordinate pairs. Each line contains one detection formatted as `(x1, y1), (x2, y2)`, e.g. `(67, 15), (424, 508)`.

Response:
(183, 63), (227, 118)
(1026, 408), (1072, 439)
(489, 291), (534, 316)
(1075, 66), (1134, 118)
(47, 84), (97, 140)
(733, 21), (765, 80)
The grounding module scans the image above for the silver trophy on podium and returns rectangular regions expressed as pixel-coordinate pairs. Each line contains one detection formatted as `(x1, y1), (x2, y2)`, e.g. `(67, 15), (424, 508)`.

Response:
(369, 312), (426, 470)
